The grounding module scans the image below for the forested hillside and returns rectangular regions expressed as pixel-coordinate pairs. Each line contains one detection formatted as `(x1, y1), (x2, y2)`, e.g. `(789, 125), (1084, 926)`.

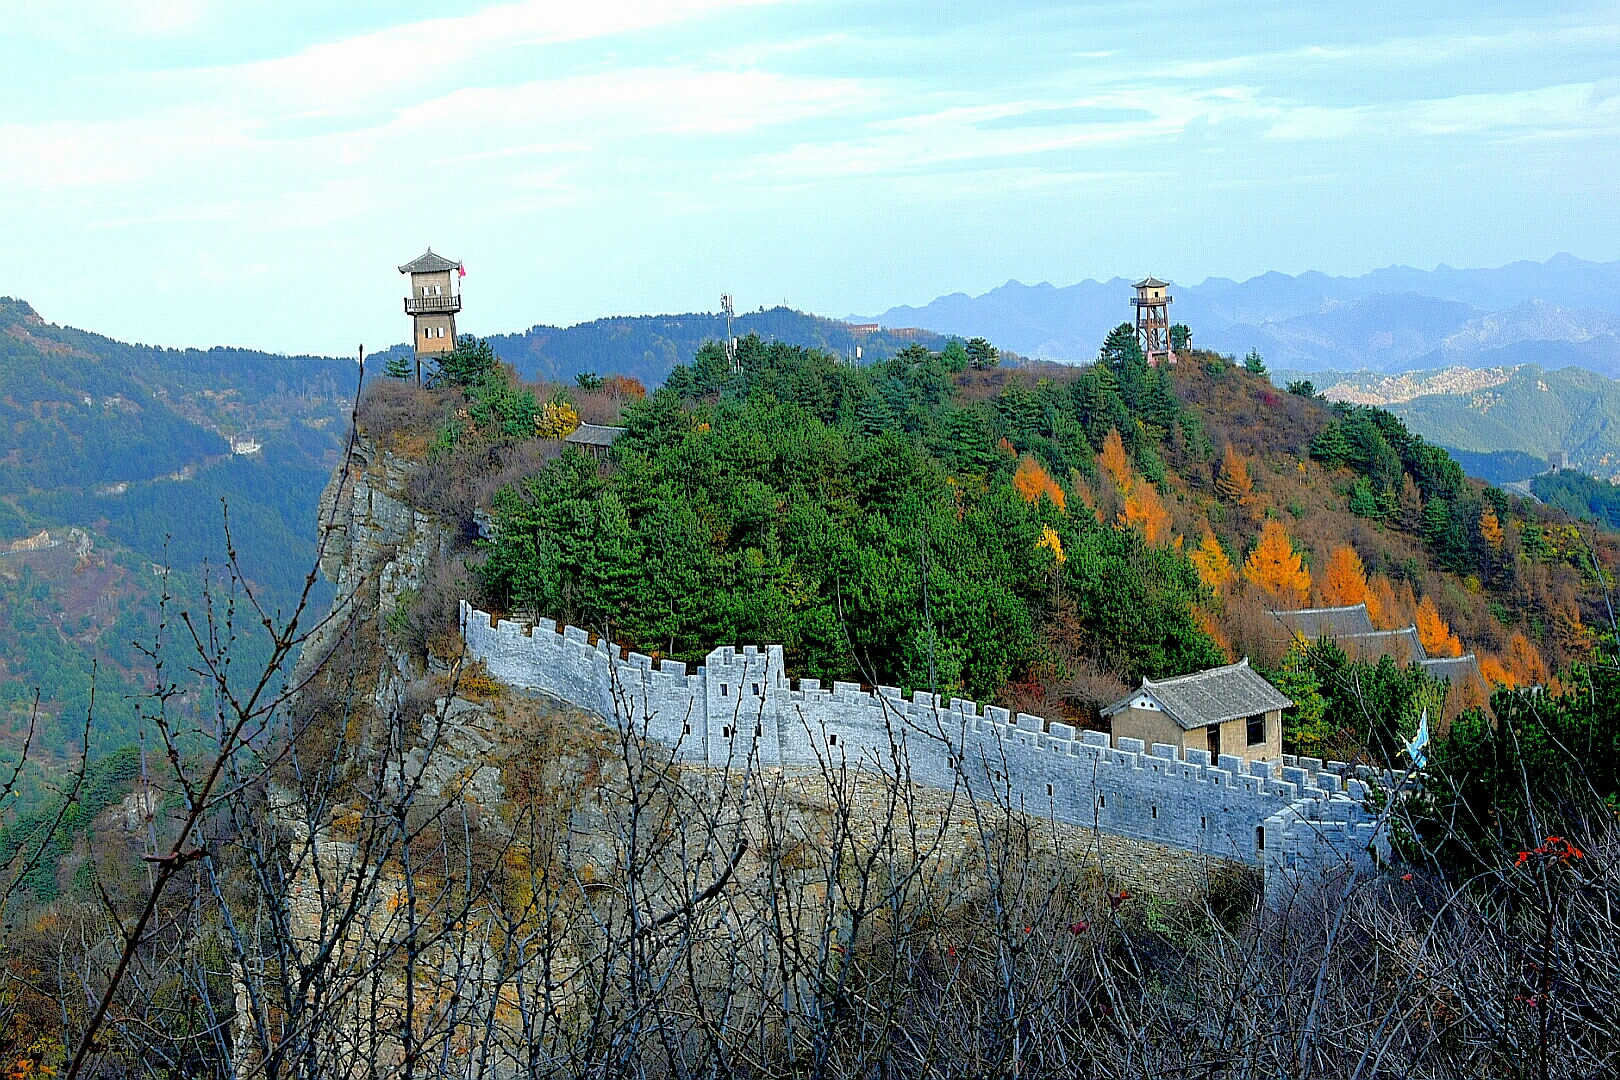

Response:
(364, 326), (1618, 784)
(372, 306), (949, 389)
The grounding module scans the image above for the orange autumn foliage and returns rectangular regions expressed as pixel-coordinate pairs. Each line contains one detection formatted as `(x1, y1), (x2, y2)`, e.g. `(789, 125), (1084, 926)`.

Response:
(1098, 428), (1132, 494)
(1215, 444), (1256, 506)
(1484, 631), (1549, 687)
(1415, 595), (1464, 658)
(1365, 573), (1398, 629)
(1118, 482), (1172, 547)
(1318, 544), (1368, 607)
(1190, 532), (1234, 593)
(1479, 504), (1504, 551)
(1242, 520), (1311, 606)
(1013, 456), (1066, 511)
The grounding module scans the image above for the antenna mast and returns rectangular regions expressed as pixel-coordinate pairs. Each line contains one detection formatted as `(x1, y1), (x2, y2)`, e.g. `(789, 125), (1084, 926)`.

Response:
(721, 293), (737, 372)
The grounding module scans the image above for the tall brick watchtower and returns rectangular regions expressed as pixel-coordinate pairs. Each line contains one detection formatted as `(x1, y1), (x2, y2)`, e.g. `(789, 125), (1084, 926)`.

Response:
(400, 248), (462, 381)
(1131, 276), (1174, 366)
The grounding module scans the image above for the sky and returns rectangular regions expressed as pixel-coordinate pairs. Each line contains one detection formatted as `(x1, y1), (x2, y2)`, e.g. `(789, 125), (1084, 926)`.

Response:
(4, 1), (1618, 355)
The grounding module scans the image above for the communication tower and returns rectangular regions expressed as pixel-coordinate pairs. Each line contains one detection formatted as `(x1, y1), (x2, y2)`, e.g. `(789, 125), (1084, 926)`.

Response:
(1131, 276), (1175, 366)
(721, 293), (737, 371)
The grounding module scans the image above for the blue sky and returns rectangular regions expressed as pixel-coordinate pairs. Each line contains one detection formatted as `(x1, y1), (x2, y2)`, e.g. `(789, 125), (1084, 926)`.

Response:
(4, 1), (1617, 355)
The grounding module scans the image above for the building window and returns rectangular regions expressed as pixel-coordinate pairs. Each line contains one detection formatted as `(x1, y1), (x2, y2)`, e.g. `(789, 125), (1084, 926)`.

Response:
(1247, 714), (1265, 746)
(828, 734), (837, 746)
(1207, 725), (1221, 757)
(755, 724), (762, 737)
(683, 723), (690, 735)
(751, 683), (759, 696)
(1256, 826), (1265, 851)
(722, 726), (732, 738)
(1098, 794), (1105, 808)
(1151, 805), (1157, 819)
(720, 684), (728, 696)
(1046, 783), (1053, 797)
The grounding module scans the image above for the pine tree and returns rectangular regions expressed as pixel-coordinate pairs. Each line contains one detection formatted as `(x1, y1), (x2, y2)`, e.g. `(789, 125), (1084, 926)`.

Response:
(1319, 545), (1368, 607)
(1308, 422), (1353, 467)
(1100, 323), (1145, 369)
(383, 353), (413, 380)
(1243, 520), (1311, 606)
(1423, 497), (1452, 547)
(1348, 478), (1380, 518)
(1243, 348), (1267, 374)
(965, 337), (999, 369)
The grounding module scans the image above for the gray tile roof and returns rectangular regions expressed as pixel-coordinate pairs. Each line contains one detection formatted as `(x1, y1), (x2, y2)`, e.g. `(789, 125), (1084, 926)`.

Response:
(1102, 658), (1293, 731)
(564, 423), (626, 447)
(1271, 603), (1376, 639)
(1134, 275), (1169, 289)
(398, 248), (460, 274)
(1419, 654), (1482, 683)
(1336, 627), (1427, 665)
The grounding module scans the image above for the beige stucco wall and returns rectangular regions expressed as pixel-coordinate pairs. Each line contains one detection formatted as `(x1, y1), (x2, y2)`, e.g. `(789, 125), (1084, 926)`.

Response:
(1111, 706), (1281, 764)
(410, 269), (453, 298)
(415, 313), (457, 355)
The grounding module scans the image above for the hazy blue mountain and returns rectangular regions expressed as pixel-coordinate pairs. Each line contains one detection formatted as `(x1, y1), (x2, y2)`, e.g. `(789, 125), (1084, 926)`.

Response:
(865, 255), (1620, 373)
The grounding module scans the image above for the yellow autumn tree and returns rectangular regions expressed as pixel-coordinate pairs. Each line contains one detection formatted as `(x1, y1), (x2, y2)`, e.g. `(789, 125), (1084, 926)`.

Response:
(1479, 504), (1504, 551)
(1242, 520), (1311, 606)
(1215, 444), (1255, 506)
(1415, 595), (1463, 658)
(535, 400), (580, 438)
(1505, 630), (1548, 685)
(1318, 544), (1368, 607)
(1013, 455), (1066, 511)
(1118, 481), (1173, 547)
(1098, 428), (1132, 494)
(1190, 531), (1234, 593)
(1036, 525), (1066, 565)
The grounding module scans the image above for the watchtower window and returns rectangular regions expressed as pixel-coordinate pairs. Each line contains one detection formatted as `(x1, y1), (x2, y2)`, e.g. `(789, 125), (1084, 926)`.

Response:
(1151, 805), (1157, 819)
(1207, 725), (1220, 757)
(828, 734), (837, 746)
(1097, 794), (1105, 808)
(722, 726), (732, 738)
(1256, 826), (1265, 851)
(720, 684), (728, 697)
(1046, 783), (1054, 797)
(751, 683), (759, 696)
(1247, 714), (1265, 746)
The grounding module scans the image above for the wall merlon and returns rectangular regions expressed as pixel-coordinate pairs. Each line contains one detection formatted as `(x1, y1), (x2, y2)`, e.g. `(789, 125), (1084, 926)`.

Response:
(459, 605), (1388, 896)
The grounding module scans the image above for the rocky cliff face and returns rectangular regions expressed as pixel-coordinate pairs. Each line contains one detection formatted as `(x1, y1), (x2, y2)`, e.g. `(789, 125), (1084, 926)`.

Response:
(304, 434), (454, 715)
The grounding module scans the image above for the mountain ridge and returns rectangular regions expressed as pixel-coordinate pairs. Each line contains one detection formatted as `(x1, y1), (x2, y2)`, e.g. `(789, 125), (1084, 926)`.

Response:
(862, 255), (1620, 374)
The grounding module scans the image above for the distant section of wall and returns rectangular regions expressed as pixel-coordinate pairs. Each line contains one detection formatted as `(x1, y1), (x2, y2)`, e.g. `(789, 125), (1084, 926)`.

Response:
(461, 603), (1392, 895)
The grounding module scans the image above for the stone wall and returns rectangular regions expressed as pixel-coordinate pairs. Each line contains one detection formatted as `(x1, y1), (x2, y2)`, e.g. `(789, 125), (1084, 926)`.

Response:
(461, 603), (1392, 895)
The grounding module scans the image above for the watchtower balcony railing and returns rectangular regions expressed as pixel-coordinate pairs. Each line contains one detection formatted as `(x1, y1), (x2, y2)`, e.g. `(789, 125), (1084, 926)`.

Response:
(1130, 295), (1173, 306)
(405, 294), (462, 314)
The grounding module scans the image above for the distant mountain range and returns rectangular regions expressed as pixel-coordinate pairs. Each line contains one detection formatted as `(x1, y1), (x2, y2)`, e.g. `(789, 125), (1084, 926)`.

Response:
(1279, 363), (1620, 485)
(864, 254), (1620, 376)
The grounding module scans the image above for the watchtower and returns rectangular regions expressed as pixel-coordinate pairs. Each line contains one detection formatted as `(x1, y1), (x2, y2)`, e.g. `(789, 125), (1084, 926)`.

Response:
(399, 248), (462, 381)
(1131, 276), (1174, 366)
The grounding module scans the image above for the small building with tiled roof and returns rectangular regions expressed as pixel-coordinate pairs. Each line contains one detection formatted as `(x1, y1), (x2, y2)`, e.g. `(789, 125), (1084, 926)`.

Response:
(564, 423), (626, 457)
(1271, 603), (1376, 640)
(398, 248), (462, 274)
(1102, 658), (1292, 764)
(1336, 627), (1427, 665)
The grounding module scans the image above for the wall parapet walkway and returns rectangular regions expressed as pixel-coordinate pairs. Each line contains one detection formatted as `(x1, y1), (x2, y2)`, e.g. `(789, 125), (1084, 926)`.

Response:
(461, 603), (1391, 893)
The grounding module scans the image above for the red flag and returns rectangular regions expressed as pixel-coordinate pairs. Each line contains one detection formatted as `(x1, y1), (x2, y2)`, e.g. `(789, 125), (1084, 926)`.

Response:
(458, 264), (467, 278)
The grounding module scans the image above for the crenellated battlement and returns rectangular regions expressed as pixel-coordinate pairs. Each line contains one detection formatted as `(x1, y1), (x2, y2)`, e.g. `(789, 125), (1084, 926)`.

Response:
(461, 602), (1389, 893)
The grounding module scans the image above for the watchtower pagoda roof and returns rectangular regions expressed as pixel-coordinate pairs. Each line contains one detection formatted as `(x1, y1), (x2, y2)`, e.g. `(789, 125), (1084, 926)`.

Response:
(399, 249), (461, 275)
(1133, 276), (1169, 289)
(1102, 658), (1292, 731)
